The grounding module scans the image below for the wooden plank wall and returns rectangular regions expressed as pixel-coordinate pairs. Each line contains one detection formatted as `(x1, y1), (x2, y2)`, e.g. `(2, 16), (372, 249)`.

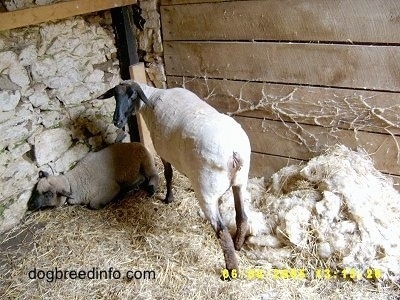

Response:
(160, 0), (400, 188)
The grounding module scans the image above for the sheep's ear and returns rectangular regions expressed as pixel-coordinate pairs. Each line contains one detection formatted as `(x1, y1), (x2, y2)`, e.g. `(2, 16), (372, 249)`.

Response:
(98, 88), (115, 99)
(128, 84), (153, 108)
(38, 170), (49, 178)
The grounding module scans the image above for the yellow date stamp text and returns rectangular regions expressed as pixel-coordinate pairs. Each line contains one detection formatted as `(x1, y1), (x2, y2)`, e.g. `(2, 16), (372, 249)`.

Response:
(220, 268), (382, 281)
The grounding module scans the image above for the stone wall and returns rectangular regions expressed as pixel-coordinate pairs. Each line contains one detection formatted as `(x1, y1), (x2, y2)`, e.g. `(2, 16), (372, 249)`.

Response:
(0, 0), (166, 234)
(0, 12), (123, 233)
(137, 0), (166, 88)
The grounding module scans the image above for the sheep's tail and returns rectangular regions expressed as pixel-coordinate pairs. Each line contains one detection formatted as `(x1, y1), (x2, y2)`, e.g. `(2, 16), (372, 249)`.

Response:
(229, 151), (245, 185)
(232, 151), (243, 171)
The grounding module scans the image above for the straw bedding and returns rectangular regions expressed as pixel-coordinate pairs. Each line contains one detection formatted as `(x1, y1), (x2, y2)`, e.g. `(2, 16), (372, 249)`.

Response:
(218, 145), (400, 282)
(1, 152), (399, 299)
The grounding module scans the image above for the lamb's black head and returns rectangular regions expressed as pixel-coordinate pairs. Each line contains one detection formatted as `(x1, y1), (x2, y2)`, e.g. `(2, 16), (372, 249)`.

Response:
(27, 171), (71, 211)
(98, 82), (150, 129)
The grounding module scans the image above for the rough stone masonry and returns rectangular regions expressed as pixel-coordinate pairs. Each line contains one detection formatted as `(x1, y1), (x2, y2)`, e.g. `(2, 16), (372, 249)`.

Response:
(0, 0), (166, 233)
(0, 12), (121, 233)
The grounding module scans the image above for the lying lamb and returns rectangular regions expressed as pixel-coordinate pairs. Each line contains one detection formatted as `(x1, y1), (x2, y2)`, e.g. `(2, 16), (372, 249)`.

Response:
(28, 142), (159, 210)
(98, 81), (251, 275)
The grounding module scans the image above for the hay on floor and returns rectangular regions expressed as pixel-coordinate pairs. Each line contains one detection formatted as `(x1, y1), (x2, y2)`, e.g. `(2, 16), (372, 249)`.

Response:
(1, 153), (399, 299)
(219, 145), (400, 284)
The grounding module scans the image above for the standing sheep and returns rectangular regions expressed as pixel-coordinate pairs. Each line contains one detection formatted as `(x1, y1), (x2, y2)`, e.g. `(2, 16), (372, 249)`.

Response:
(98, 81), (251, 275)
(28, 142), (159, 210)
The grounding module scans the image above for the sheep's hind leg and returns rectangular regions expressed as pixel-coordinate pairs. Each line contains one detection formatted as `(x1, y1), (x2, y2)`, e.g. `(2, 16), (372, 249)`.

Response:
(201, 201), (238, 280)
(89, 182), (120, 209)
(161, 158), (174, 204)
(218, 222), (239, 280)
(232, 185), (249, 250)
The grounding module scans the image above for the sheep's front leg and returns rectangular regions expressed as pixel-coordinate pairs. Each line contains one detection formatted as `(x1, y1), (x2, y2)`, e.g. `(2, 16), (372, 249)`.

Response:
(232, 185), (249, 250)
(161, 158), (174, 204)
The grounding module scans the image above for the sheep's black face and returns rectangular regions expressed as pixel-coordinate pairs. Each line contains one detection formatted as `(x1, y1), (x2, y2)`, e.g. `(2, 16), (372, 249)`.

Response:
(27, 188), (59, 211)
(27, 171), (68, 211)
(113, 87), (135, 129)
(98, 83), (151, 129)
(27, 188), (43, 211)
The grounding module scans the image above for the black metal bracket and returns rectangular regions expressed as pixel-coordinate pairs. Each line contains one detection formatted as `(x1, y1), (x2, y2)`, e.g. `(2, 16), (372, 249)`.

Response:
(111, 5), (141, 142)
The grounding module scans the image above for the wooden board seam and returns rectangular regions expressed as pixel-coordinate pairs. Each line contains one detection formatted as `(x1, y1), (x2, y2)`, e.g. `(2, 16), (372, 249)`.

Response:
(163, 37), (400, 47)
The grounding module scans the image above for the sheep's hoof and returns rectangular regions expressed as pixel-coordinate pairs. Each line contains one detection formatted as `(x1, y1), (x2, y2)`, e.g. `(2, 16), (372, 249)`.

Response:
(164, 194), (174, 204)
(146, 185), (156, 196)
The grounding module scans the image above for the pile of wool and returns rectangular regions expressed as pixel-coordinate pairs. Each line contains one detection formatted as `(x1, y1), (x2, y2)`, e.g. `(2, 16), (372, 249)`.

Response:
(215, 145), (400, 280)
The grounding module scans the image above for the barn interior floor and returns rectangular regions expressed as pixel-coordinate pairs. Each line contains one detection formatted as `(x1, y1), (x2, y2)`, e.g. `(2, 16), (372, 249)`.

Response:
(1, 163), (399, 300)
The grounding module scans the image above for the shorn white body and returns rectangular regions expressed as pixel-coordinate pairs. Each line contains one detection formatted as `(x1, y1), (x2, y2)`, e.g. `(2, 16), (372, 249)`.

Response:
(100, 81), (252, 274)
(138, 84), (251, 229)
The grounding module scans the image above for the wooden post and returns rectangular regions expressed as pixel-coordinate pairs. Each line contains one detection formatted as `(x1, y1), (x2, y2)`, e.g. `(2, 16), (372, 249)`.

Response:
(129, 63), (156, 155)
